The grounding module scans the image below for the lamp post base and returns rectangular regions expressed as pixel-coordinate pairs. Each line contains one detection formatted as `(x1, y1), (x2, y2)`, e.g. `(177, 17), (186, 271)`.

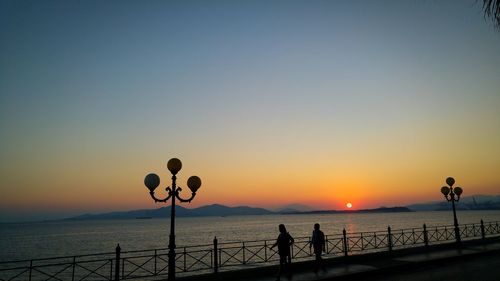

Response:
(168, 248), (176, 281)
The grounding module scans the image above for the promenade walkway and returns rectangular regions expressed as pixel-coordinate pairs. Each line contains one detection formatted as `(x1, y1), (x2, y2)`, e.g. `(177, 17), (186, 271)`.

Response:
(178, 238), (500, 281)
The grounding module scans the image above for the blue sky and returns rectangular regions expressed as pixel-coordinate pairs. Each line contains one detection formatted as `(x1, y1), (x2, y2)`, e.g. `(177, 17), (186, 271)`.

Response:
(1, 0), (499, 221)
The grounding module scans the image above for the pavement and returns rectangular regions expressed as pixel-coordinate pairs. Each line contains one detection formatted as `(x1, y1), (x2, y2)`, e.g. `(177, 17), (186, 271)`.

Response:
(361, 250), (500, 281)
(177, 237), (500, 281)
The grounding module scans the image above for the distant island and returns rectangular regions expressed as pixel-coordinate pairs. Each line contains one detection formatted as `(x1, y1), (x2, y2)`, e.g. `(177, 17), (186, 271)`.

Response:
(297, 206), (412, 214)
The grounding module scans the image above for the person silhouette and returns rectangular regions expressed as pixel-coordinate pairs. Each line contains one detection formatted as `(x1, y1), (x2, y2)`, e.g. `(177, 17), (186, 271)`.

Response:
(270, 224), (294, 280)
(310, 223), (325, 272)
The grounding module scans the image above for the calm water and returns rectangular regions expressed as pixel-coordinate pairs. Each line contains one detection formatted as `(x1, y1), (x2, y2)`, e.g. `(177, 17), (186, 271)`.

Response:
(1, 210), (499, 261)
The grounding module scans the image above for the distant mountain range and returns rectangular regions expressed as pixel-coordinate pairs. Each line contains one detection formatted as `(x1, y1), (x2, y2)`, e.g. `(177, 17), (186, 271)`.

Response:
(66, 204), (412, 221)
(68, 204), (273, 220)
(406, 195), (500, 211)
(65, 194), (500, 221)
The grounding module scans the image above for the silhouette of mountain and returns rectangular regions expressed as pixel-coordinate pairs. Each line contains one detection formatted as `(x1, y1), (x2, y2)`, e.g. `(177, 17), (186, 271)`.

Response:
(275, 203), (316, 213)
(67, 196), (499, 221)
(300, 206), (412, 214)
(406, 195), (500, 211)
(66, 204), (413, 221)
(67, 204), (273, 220)
(69, 207), (179, 220)
(189, 204), (273, 217)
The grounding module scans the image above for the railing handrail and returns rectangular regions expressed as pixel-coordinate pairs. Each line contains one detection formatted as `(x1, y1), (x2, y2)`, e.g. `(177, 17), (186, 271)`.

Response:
(0, 251), (116, 264)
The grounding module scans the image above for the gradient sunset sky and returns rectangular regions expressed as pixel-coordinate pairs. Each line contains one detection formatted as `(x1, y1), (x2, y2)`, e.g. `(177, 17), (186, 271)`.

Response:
(1, 0), (499, 221)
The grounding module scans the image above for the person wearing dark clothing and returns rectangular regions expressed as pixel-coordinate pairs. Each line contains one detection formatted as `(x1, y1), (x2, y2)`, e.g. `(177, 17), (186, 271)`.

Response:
(271, 224), (294, 280)
(310, 223), (325, 272)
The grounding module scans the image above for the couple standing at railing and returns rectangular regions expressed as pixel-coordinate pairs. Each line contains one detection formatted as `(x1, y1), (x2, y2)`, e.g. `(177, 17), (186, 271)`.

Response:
(270, 223), (326, 280)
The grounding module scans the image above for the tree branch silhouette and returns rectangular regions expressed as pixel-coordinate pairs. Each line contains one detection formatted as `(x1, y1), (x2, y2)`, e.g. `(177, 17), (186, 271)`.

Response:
(482, 0), (500, 29)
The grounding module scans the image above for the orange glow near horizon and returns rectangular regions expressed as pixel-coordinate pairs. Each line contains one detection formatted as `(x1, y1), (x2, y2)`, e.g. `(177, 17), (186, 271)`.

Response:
(2, 159), (500, 217)
(2, 154), (499, 218)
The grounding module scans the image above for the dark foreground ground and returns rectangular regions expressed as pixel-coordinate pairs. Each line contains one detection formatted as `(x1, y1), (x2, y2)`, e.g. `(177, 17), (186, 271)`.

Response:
(361, 251), (500, 281)
(178, 238), (500, 281)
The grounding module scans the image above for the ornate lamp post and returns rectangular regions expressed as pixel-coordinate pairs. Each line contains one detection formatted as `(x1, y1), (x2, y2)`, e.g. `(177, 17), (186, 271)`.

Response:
(144, 158), (201, 281)
(440, 177), (463, 244)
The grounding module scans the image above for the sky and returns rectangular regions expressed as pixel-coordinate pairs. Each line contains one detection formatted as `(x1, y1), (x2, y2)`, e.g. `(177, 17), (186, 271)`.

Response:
(1, 0), (499, 222)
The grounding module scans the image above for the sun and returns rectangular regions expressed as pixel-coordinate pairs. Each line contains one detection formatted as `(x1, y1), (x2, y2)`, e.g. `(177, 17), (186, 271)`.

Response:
(346, 202), (353, 209)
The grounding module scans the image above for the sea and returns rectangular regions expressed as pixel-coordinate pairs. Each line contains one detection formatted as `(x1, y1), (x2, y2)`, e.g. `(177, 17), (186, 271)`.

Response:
(1, 210), (499, 262)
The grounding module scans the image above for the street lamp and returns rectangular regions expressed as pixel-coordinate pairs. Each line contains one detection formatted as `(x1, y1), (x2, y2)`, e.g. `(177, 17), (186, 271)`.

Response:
(144, 158), (202, 281)
(440, 177), (463, 244)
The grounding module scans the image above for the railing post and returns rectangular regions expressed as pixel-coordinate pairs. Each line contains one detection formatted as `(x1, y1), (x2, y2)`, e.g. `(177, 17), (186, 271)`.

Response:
(109, 259), (113, 281)
(325, 235), (329, 253)
(29, 260), (33, 281)
(242, 242), (246, 264)
(213, 237), (218, 274)
(264, 240), (268, 261)
(154, 249), (157, 275)
(219, 248), (222, 269)
(481, 220), (486, 239)
(115, 244), (121, 281)
(387, 226), (393, 252)
(342, 228), (348, 257)
(72, 256), (76, 281)
(423, 224), (429, 247)
(183, 247), (187, 272)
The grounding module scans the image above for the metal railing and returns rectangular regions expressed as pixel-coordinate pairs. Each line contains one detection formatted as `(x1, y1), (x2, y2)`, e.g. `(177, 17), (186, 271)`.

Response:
(1, 219), (499, 281)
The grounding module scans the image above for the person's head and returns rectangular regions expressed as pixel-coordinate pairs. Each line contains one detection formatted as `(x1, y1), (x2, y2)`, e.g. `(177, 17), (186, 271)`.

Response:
(314, 223), (320, 230)
(279, 224), (286, 233)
